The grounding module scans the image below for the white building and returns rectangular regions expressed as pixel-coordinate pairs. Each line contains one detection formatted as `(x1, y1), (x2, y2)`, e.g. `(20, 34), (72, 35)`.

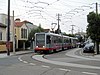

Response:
(0, 13), (14, 42)
(0, 13), (13, 51)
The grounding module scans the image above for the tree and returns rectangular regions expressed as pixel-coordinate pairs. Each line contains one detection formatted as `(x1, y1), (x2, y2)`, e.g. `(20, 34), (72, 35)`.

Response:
(87, 12), (100, 54)
(28, 24), (44, 41)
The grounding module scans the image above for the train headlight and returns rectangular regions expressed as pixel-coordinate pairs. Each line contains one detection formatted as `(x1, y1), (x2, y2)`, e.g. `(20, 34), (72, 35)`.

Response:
(36, 46), (38, 48)
(43, 46), (45, 48)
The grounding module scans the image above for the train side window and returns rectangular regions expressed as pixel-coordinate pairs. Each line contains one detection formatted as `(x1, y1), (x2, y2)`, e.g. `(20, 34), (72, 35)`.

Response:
(46, 35), (51, 44)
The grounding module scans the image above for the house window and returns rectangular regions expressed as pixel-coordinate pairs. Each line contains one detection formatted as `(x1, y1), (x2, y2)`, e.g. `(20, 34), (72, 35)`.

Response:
(0, 32), (2, 40)
(25, 29), (27, 38)
(21, 28), (27, 39)
(21, 28), (24, 38)
(15, 29), (16, 34)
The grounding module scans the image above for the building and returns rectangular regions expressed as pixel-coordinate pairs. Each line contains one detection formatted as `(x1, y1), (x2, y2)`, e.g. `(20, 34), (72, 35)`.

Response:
(0, 23), (7, 52)
(15, 18), (38, 49)
(0, 13), (13, 52)
(0, 13), (38, 52)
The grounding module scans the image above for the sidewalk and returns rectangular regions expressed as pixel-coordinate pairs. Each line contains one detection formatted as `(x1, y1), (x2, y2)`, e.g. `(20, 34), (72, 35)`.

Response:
(81, 48), (100, 60)
(0, 49), (33, 58)
(80, 49), (100, 59)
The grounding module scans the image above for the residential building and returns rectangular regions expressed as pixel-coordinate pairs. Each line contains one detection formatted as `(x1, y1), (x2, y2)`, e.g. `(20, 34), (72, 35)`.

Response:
(23, 20), (37, 34)
(15, 18), (38, 49)
(0, 23), (7, 52)
(0, 13), (38, 52)
(0, 13), (13, 52)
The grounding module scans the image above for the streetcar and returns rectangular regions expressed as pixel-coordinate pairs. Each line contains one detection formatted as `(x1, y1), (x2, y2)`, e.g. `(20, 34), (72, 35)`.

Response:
(34, 32), (78, 53)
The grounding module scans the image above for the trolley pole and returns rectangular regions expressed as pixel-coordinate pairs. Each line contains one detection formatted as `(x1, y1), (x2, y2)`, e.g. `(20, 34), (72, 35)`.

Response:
(7, 0), (10, 56)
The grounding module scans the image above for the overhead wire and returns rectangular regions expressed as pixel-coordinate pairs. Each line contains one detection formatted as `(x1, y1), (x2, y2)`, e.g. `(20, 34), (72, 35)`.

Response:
(62, 0), (89, 5)
(12, 0), (99, 29)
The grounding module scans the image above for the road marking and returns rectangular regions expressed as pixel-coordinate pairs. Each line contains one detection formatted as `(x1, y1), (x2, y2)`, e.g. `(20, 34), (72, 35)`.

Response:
(59, 68), (71, 72)
(18, 57), (23, 61)
(41, 65), (50, 68)
(23, 61), (28, 64)
(82, 72), (97, 75)
(29, 63), (36, 66)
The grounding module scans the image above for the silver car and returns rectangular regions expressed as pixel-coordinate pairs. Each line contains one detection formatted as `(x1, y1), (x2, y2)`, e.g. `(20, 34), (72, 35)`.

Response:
(83, 43), (94, 53)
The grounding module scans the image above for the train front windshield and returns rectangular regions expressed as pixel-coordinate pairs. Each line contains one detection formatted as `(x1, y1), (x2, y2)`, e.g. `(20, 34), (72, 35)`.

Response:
(36, 34), (45, 47)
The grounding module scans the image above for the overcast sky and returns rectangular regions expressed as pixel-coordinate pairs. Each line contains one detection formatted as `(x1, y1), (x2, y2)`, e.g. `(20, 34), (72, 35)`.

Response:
(0, 0), (100, 34)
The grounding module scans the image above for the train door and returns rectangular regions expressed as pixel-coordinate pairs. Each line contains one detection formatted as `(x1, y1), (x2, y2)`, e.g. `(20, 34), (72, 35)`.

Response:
(46, 35), (51, 48)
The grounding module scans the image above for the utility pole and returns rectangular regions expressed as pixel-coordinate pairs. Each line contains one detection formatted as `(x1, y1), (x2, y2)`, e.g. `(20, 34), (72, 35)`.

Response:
(7, 0), (10, 56)
(56, 13), (61, 34)
(13, 10), (15, 55)
(70, 25), (75, 35)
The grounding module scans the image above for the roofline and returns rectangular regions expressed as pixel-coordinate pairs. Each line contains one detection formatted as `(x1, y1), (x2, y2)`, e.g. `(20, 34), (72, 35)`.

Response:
(0, 23), (7, 28)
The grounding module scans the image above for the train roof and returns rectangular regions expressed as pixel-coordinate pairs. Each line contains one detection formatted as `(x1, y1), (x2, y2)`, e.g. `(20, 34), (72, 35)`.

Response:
(35, 32), (77, 39)
(35, 32), (62, 37)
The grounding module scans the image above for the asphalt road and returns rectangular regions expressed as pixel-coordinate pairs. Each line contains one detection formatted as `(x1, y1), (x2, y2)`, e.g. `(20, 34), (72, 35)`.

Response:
(0, 48), (99, 75)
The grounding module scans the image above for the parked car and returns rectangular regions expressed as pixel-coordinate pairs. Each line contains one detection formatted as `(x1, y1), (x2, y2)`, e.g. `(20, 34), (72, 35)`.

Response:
(83, 43), (94, 53)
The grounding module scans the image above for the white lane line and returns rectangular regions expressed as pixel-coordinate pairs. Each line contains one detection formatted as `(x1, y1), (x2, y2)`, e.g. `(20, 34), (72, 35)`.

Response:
(82, 72), (97, 75)
(29, 63), (36, 66)
(18, 57), (23, 61)
(59, 68), (71, 72)
(23, 61), (28, 64)
(41, 65), (50, 68)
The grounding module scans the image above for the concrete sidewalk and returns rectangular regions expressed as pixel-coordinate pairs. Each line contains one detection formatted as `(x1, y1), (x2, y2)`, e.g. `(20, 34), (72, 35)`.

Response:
(0, 50), (33, 58)
(80, 48), (100, 59)
(66, 48), (100, 60)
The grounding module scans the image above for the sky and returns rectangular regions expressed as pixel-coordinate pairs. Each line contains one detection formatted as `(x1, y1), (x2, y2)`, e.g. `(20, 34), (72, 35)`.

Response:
(0, 0), (100, 34)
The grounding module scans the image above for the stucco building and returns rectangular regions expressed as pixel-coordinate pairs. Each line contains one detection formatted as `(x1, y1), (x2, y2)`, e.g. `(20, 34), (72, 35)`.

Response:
(0, 13), (38, 52)
(0, 13), (13, 52)
(15, 18), (38, 49)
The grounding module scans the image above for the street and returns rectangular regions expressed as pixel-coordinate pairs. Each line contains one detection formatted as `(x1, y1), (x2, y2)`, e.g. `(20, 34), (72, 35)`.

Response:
(0, 48), (100, 75)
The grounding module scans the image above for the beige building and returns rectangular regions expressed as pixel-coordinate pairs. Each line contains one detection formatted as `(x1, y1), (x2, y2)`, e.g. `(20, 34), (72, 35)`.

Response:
(15, 19), (38, 49)
(0, 13), (38, 52)
(15, 19), (28, 49)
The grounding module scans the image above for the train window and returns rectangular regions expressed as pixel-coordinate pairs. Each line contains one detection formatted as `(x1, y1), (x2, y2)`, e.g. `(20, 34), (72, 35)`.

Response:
(46, 35), (51, 44)
(55, 36), (59, 43)
(65, 39), (69, 43)
(36, 34), (45, 45)
(58, 37), (62, 43)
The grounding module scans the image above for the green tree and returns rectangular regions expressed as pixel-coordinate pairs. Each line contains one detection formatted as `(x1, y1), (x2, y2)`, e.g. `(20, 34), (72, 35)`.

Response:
(28, 24), (44, 41)
(62, 32), (75, 37)
(87, 12), (100, 54)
